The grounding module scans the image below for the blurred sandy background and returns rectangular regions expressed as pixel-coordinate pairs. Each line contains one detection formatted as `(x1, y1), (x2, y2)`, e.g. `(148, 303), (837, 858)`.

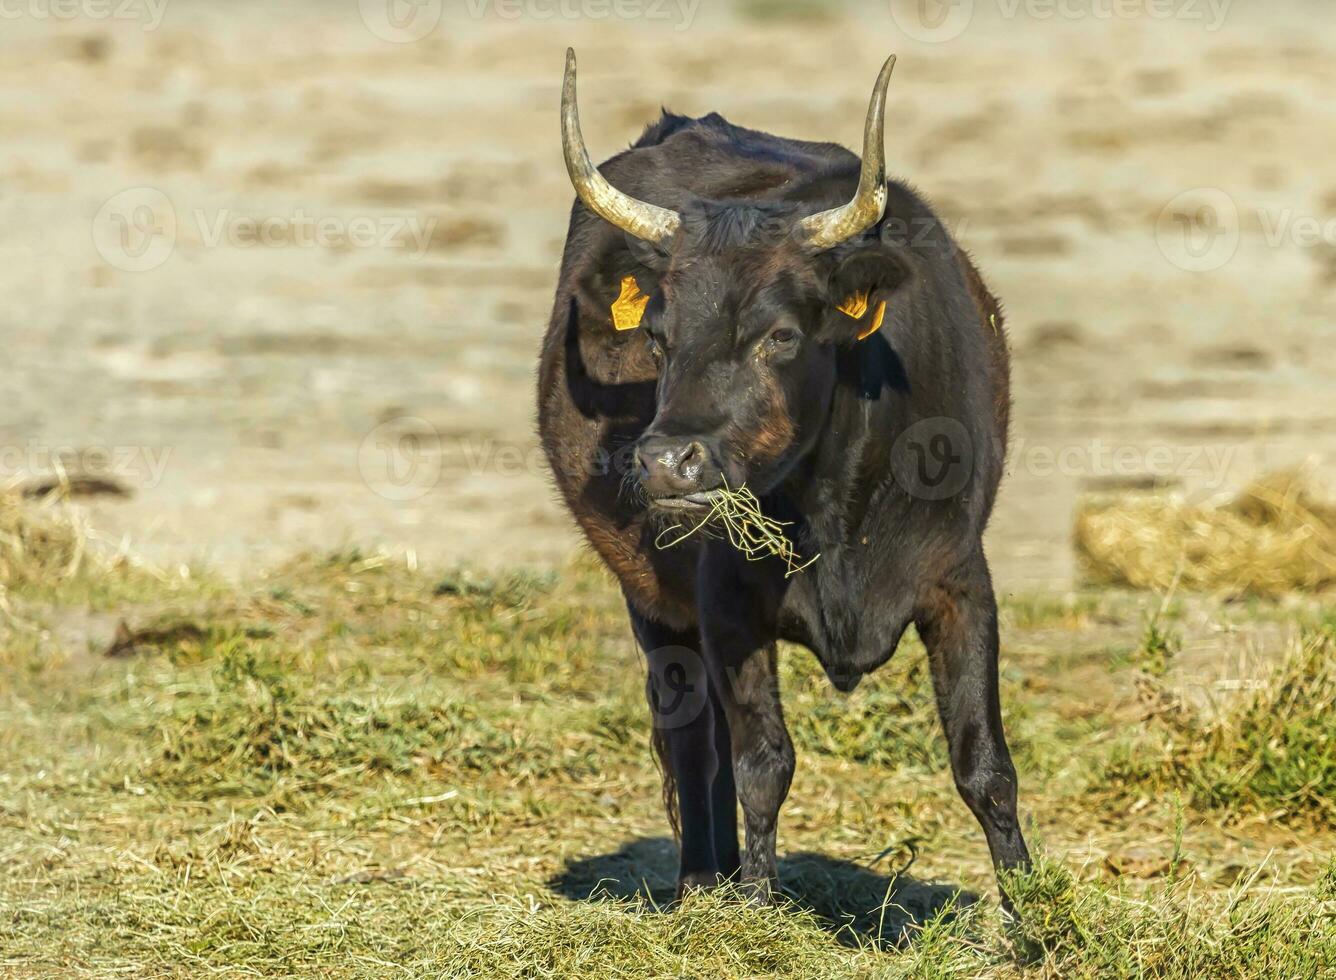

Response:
(3, 0), (1333, 593)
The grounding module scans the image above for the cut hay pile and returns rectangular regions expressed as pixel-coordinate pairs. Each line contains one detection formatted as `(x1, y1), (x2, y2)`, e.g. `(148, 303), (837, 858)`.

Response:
(0, 489), (159, 625)
(1074, 470), (1336, 595)
(0, 490), (94, 593)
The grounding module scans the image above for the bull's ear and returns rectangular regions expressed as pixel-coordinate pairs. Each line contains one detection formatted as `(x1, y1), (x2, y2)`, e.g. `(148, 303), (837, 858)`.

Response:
(818, 244), (912, 345)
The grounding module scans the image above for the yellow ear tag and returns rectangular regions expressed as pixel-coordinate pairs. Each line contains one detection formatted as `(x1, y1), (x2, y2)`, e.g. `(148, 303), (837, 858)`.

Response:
(610, 276), (649, 331)
(836, 291), (887, 340)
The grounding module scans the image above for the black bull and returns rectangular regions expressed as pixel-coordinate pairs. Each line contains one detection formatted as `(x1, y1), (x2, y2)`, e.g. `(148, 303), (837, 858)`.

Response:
(536, 51), (1032, 902)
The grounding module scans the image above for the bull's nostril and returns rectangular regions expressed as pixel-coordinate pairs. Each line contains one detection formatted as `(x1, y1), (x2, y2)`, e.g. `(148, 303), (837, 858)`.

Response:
(676, 441), (705, 479)
(638, 436), (714, 495)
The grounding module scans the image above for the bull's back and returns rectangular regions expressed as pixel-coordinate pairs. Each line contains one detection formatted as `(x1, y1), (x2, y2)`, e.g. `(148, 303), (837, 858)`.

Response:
(957, 251), (1012, 459)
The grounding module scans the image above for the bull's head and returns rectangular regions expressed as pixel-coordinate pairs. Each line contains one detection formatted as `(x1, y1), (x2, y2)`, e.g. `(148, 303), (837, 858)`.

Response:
(561, 50), (901, 515)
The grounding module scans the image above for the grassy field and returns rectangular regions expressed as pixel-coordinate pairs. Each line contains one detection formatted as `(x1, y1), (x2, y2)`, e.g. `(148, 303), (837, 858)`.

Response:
(1, 494), (1334, 977)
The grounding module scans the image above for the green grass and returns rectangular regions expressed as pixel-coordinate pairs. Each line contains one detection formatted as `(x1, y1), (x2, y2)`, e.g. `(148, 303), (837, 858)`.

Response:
(1102, 625), (1336, 828)
(1134, 610), (1182, 677)
(1001, 857), (1336, 977)
(1, 496), (1334, 976)
(785, 648), (947, 773)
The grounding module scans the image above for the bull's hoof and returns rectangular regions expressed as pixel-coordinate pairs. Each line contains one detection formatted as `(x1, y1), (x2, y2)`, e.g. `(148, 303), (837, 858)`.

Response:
(738, 875), (779, 905)
(675, 871), (722, 900)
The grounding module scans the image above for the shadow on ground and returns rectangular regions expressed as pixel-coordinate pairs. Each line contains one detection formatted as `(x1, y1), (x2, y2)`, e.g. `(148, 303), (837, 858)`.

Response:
(550, 837), (978, 948)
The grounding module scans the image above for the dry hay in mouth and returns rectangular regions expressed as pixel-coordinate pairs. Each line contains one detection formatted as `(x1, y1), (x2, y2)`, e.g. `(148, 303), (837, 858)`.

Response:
(1074, 468), (1336, 596)
(654, 484), (818, 577)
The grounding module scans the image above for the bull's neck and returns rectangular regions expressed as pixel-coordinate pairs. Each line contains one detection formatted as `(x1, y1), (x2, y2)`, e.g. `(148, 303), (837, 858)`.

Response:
(780, 355), (894, 559)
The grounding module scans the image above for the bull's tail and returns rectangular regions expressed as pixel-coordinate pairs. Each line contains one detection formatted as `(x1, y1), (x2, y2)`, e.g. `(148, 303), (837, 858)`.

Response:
(650, 725), (681, 843)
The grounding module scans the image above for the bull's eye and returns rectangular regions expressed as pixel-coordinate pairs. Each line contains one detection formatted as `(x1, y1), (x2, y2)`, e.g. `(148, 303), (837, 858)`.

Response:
(760, 326), (800, 358)
(645, 334), (664, 362)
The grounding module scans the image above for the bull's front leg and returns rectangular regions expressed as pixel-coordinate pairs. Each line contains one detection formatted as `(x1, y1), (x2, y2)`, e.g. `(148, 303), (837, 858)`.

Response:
(629, 607), (722, 896)
(698, 564), (792, 903)
(716, 641), (792, 901)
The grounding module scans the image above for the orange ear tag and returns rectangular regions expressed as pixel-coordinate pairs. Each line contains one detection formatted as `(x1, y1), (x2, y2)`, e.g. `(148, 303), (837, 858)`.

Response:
(610, 276), (649, 330)
(836, 291), (887, 340)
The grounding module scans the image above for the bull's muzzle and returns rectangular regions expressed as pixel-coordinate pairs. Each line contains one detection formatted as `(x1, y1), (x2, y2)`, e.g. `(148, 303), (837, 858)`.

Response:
(636, 435), (724, 506)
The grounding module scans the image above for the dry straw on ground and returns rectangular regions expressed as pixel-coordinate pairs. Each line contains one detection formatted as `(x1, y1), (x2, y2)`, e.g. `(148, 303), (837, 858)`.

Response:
(3, 491), (1335, 976)
(1074, 469), (1336, 595)
(0, 489), (92, 592)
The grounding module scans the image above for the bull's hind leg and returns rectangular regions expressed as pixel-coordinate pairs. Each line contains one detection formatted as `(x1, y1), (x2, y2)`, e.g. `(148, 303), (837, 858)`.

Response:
(915, 553), (1032, 888)
(630, 608), (731, 896)
(707, 686), (742, 881)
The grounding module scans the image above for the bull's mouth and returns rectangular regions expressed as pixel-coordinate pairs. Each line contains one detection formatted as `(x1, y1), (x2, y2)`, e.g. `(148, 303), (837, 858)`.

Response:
(648, 487), (726, 513)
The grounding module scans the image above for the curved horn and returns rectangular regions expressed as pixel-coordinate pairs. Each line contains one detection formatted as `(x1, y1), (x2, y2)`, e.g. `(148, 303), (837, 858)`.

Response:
(561, 49), (681, 244)
(797, 55), (896, 251)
